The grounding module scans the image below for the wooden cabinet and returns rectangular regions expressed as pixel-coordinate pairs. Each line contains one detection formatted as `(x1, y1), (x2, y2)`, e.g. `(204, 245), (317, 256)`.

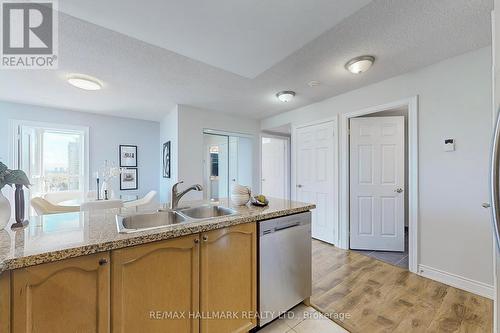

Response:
(200, 223), (257, 333)
(111, 234), (200, 333)
(11, 252), (110, 333)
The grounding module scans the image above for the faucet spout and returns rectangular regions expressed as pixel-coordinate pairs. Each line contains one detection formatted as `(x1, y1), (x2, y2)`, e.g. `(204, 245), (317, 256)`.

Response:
(170, 181), (203, 210)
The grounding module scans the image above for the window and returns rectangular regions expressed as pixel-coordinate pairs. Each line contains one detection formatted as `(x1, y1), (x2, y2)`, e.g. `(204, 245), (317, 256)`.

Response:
(12, 121), (88, 199)
(209, 146), (219, 177)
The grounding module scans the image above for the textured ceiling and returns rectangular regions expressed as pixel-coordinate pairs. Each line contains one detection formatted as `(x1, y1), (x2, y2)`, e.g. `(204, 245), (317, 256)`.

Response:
(57, 0), (372, 78)
(0, 0), (492, 122)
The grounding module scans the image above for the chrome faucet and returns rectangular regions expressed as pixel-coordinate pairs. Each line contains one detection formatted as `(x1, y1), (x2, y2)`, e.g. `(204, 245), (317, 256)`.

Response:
(170, 181), (203, 210)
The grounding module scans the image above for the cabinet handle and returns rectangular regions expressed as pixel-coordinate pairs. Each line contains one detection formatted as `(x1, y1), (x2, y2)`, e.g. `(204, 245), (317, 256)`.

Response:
(202, 235), (208, 242)
(98, 258), (108, 266)
(194, 238), (199, 244)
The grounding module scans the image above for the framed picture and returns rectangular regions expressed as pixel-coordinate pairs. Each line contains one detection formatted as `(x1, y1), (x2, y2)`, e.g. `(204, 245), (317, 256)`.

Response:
(120, 168), (138, 190)
(163, 141), (171, 178)
(119, 145), (137, 167)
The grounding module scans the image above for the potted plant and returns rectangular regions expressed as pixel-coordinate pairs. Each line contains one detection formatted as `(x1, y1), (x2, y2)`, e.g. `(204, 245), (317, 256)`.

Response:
(0, 162), (30, 229)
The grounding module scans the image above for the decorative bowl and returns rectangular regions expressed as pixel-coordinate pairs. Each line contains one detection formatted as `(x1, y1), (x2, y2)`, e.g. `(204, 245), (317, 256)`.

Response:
(251, 196), (269, 207)
(231, 193), (250, 206)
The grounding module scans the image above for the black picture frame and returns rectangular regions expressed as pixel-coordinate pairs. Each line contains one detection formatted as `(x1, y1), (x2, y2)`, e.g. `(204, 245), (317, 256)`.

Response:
(119, 145), (138, 167)
(120, 168), (138, 190)
(163, 141), (171, 178)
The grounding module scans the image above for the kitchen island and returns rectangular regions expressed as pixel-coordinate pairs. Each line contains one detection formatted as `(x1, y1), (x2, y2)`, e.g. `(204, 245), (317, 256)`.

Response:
(0, 199), (314, 333)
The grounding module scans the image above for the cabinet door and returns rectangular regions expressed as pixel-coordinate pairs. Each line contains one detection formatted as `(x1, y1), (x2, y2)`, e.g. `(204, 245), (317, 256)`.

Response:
(200, 223), (257, 333)
(0, 271), (10, 333)
(112, 235), (200, 333)
(12, 252), (110, 333)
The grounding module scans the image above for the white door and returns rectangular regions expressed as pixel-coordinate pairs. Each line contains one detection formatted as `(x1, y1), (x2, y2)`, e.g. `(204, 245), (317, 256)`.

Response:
(261, 137), (288, 199)
(295, 121), (337, 244)
(349, 116), (405, 251)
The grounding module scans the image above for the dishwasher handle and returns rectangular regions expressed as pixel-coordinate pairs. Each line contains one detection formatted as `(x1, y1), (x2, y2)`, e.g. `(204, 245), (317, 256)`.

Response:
(259, 211), (312, 237)
(275, 221), (301, 232)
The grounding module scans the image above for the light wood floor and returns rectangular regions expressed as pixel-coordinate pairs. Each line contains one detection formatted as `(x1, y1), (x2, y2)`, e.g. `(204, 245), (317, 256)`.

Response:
(311, 240), (493, 333)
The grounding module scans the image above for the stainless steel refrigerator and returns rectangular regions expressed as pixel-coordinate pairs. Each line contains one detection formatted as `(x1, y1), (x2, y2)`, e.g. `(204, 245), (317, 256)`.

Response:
(492, 2), (500, 331)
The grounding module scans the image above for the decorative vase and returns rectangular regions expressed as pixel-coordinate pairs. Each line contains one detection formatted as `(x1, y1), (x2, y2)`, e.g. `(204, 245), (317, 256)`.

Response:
(0, 190), (11, 230)
(231, 184), (251, 206)
(15, 184), (25, 223)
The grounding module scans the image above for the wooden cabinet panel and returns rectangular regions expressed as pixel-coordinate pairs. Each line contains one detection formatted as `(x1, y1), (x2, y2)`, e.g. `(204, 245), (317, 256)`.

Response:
(112, 235), (200, 333)
(12, 252), (110, 333)
(0, 271), (10, 333)
(200, 223), (257, 333)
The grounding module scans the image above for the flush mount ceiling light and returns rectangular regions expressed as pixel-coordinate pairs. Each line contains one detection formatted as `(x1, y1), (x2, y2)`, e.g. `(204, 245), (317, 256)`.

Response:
(67, 74), (103, 90)
(345, 55), (375, 74)
(276, 90), (296, 102)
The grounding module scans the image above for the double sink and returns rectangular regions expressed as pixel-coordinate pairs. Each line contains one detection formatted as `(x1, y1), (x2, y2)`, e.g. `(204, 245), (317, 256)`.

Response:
(116, 205), (238, 233)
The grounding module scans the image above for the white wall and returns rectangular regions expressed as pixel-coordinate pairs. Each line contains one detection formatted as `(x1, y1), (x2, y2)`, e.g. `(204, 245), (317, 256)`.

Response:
(177, 105), (261, 201)
(159, 106), (179, 203)
(0, 101), (160, 199)
(261, 47), (494, 288)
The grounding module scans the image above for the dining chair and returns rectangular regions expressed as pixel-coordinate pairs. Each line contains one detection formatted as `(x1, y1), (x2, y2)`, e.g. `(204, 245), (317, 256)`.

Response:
(43, 191), (83, 205)
(31, 197), (80, 215)
(80, 200), (123, 211)
(123, 191), (158, 208)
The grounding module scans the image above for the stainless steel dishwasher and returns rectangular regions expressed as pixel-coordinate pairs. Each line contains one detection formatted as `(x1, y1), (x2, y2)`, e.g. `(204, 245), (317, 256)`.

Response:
(259, 211), (312, 326)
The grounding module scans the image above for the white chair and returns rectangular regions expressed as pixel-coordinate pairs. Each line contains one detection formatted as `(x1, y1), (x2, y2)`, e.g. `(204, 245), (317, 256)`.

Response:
(31, 197), (80, 215)
(80, 200), (123, 211)
(43, 191), (83, 205)
(123, 191), (157, 208)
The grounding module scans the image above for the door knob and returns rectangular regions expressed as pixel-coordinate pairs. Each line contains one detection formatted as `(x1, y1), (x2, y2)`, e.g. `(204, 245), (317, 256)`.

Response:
(395, 188), (403, 193)
(296, 184), (303, 188)
(482, 203), (491, 208)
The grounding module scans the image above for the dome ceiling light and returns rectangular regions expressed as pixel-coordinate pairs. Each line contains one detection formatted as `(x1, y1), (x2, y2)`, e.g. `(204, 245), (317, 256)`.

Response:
(67, 74), (103, 90)
(276, 90), (296, 102)
(345, 55), (375, 74)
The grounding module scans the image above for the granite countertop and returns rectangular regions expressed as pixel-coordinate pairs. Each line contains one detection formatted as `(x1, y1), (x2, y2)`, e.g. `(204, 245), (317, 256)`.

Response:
(0, 198), (315, 272)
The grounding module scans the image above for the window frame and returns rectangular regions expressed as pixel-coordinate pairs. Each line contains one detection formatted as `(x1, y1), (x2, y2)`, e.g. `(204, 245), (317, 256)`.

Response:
(9, 119), (90, 194)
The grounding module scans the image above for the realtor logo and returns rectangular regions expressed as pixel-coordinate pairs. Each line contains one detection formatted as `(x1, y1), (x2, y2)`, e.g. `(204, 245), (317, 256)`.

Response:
(1, 0), (58, 69)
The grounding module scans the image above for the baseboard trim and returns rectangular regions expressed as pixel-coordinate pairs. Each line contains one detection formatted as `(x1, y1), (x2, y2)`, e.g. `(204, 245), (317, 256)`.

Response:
(418, 264), (494, 299)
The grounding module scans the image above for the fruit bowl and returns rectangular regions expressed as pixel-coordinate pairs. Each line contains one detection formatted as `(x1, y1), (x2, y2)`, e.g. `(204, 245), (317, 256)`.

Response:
(250, 195), (269, 207)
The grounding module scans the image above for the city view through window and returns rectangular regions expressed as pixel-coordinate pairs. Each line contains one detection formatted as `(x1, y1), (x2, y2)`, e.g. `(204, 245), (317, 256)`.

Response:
(42, 131), (82, 192)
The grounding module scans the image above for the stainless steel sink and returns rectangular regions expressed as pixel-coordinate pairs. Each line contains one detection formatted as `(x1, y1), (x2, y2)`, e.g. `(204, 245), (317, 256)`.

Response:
(116, 211), (187, 233)
(117, 205), (238, 233)
(177, 205), (237, 220)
